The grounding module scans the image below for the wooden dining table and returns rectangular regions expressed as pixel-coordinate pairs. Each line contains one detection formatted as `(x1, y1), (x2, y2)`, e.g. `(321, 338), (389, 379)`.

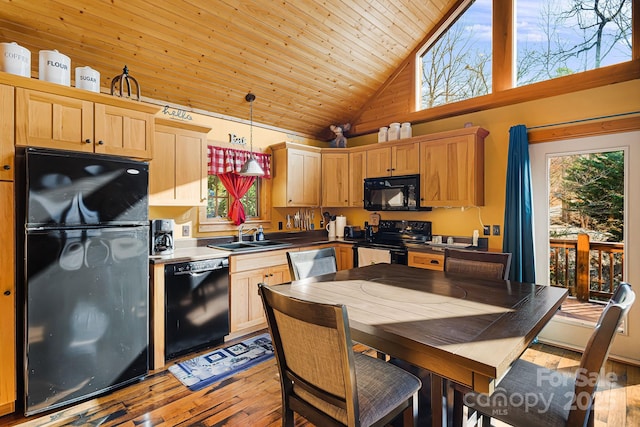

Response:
(271, 263), (568, 427)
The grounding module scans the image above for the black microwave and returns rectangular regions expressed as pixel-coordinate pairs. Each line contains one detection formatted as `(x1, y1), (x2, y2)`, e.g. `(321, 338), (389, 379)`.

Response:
(363, 174), (431, 211)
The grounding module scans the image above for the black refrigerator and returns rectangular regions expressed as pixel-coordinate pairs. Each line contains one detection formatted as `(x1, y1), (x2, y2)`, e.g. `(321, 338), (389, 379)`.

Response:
(18, 147), (150, 416)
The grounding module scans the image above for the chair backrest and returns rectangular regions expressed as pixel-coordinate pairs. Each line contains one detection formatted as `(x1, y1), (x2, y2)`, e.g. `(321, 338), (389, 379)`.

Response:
(444, 248), (512, 280)
(567, 282), (635, 426)
(287, 247), (338, 280)
(258, 283), (360, 426)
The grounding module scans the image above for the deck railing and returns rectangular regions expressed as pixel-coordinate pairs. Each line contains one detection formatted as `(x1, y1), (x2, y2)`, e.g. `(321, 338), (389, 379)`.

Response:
(549, 234), (624, 302)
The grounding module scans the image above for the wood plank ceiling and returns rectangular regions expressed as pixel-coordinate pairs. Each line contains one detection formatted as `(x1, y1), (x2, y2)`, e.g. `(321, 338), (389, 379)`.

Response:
(0, 0), (457, 139)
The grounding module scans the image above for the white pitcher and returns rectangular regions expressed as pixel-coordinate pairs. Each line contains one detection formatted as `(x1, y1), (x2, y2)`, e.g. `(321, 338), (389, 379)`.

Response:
(326, 220), (336, 238)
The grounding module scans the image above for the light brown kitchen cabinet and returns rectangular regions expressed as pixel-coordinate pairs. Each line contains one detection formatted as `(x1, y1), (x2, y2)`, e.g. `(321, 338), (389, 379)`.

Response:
(228, 249), (291, 336)
(271, 142), (321, 207)
(15, 88), (157, 159)
(149, 119), (211, 206)
(0, 181), (15, 416)
(419, 127), (488, 207)
(408, 251), (444, 271)
(365, 141), (419, 177)
(321, 151), (349, 207)
(0, 85), (14, 181)
(348, 149), (367, 207)
(335, 244), (355, 270)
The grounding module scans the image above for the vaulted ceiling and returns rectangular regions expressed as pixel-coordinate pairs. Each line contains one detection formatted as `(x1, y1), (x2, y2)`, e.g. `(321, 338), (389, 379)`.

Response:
(0, 0), (458, 139)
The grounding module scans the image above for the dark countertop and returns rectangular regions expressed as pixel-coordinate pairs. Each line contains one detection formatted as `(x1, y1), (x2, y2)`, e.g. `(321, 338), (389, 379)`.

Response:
(149, 231), (361, 265)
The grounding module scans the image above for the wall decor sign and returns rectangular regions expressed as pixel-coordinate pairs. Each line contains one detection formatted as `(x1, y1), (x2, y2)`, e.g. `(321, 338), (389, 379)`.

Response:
(228, 133), (247, 145)
(162, 105), (193, 121)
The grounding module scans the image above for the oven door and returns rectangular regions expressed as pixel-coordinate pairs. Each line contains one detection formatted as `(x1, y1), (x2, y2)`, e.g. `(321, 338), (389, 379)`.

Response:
(355, 245), (407, 266)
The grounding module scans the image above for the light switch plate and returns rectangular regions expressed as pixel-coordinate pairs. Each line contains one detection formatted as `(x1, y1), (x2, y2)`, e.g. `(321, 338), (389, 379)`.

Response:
(182, 224), (190, 237)
(492, 225), (500, 236)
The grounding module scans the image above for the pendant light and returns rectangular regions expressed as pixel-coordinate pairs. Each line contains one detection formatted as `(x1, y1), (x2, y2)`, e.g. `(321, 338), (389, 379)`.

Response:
(239, 92), (265, 177)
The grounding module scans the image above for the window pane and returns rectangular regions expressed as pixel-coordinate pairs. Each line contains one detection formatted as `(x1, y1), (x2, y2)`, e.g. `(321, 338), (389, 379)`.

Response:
(419, 0), (492, 109)
(206, 175), (259, 219)
(516, 0), (632, 86)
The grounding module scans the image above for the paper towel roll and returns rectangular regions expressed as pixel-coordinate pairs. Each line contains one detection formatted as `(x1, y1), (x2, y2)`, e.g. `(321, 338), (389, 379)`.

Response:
(335, 215), (347, 238)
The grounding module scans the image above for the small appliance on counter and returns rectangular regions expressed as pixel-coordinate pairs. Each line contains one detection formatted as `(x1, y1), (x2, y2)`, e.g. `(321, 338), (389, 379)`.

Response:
(151, 219), (174, 255)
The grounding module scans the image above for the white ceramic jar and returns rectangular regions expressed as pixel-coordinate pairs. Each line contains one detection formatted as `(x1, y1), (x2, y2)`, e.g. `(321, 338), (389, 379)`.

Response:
(75, 66), (100, 93)
(378, 127), (388, 143)
(400, 122), (412, 139)
(388, 122), (401, 141)
(39, 49), (71, 86)
(0, 42), (31, 77)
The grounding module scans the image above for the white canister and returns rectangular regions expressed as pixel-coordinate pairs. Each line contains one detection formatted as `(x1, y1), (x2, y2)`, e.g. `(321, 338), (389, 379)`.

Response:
(335, 215), (347, 238)
(0, 42), (31, 77)
(388, 122), (401, 141)
(378, 127), (388, 143)
(400, 122), (412, 139)
(75, 66), (100, 93)
(39, 49), (71, 86)
(326, 220), (336, 238)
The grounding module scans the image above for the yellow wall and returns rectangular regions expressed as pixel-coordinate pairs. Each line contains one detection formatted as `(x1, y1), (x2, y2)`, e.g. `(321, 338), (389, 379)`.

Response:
(152, 79), (640, 246)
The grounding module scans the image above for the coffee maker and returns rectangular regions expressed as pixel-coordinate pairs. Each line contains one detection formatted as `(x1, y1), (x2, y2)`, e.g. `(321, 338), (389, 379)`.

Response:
(150, 219), (174, 255)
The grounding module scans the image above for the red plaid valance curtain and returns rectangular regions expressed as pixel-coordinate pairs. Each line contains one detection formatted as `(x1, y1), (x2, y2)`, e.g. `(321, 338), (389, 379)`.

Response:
(207, 146), (271, 178)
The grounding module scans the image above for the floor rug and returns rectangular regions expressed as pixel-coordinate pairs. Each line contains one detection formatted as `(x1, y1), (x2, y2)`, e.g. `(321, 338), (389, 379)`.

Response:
(168, 333), (274, 391)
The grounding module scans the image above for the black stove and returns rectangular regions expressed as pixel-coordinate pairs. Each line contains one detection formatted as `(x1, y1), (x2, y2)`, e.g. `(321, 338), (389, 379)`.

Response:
(355, 220), (431, 265)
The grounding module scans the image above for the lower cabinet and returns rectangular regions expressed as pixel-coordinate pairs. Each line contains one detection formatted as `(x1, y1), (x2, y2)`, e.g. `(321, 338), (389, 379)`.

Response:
(229, 249), (291, 336)
(0, 182), (15, 416)
(408, 251), (444, 271)
(335, 244), (355, 270)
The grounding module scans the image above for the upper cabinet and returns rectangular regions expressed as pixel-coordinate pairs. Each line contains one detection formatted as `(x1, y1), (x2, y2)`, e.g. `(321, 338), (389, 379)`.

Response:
(0, 85), (14, 181)
(14, 84), (158, 159)
(321, 151), (349, 207)
(348, 149), (367, 207)
(419, 127), (488, 207)
(271, 143), (321, 207)
(149, 119), (211, 206)
(366, 141), (419, 177)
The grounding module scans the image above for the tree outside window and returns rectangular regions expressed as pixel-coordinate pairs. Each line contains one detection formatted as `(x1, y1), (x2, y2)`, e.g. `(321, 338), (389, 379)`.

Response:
(206, 175), (259, 219)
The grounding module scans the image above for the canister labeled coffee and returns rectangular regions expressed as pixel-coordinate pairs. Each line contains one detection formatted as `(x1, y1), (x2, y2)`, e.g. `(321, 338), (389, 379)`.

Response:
(39, 49), (71, 86)
(0, 42), (31, 77)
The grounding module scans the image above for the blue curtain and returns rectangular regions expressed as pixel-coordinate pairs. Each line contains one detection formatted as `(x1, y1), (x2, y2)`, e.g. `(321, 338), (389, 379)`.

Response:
(503, 125), (536, 283)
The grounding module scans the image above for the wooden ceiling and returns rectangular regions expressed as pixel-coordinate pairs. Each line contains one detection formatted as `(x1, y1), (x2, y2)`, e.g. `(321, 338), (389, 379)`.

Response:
(0, 0), (457, 139)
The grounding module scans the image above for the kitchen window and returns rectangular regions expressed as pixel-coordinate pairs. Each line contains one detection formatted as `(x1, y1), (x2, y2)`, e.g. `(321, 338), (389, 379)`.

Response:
(198, 146), (271, 232)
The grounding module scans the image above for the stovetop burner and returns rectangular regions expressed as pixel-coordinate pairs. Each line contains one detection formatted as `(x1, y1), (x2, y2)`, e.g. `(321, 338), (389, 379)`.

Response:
(362, 220), (432, 249)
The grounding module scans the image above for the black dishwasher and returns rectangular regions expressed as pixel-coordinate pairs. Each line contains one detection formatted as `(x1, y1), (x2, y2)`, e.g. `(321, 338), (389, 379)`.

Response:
(164, 258), (230, 360)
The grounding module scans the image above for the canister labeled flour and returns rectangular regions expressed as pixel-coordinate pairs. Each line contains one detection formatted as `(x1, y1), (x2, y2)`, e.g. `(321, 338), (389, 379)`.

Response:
(0, 42), (31, 77)
(39, 49), (71, 86)
(75, 66), (100, 93)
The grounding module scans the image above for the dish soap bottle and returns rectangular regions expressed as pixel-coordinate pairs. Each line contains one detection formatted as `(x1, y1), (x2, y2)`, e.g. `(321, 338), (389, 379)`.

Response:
(256, 225), (265, 241)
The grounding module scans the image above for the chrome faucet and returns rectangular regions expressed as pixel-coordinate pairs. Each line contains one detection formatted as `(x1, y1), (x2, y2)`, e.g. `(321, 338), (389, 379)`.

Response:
(237, 225), (258, 242)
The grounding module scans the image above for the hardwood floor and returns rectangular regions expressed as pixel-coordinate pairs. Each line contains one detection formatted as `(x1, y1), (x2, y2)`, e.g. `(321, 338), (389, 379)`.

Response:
(1, 333), (638, 427)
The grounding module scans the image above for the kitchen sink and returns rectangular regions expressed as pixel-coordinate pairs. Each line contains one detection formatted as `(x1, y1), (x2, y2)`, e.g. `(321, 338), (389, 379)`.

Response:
(208, 240), (293, 252)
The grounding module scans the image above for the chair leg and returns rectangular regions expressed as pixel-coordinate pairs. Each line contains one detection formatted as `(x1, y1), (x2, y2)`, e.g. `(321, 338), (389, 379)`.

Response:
(282, 405), (294, 427)
(402, 394), (419, 427)
(453, 389), (464, 427)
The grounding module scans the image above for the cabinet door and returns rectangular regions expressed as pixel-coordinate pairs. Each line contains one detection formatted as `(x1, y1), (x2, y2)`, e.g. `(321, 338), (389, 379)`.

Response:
(287, 148), (321, 206)
(322, 152), (349, 206)
(0, 85), (14, 181)
(150, 124), (208, 206)
(349, 151), (366, 207)
(336, 245), (354, 270)
(366, 146), (392, 177)
(420, 135), (483, 206)
(94, 103), (154, 159)
(0, 182), (15, 416)
(392, 142), (420, 175)
(230, 269), (266, 333)
(15, 88), (93, 152)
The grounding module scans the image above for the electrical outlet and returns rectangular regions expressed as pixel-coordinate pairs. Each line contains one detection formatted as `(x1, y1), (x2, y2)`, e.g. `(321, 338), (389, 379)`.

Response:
(493, 225), (500, 236)
(182, 224), (190, 237)
(483, 225), (490, 236)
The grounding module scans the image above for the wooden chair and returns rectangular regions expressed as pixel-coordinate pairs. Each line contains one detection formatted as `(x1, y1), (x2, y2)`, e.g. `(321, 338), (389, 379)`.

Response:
(258, 283), (421, 427)
(457, 282), (635, 427)
(444, 248), (512, 280)
(287, 247), (338, 280)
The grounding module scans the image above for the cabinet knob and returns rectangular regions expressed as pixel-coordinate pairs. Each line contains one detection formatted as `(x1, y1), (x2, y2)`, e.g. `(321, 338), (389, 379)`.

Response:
(85, 139), (92, 144)
(3, 290), (10, 296)
(97, 140), (105, 145)
(2, 164), (10, 170)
